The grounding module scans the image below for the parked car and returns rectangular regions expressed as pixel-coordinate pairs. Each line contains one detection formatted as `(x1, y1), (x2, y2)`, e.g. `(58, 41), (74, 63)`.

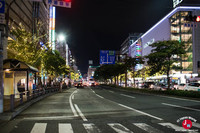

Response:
(184, 83), (200, 91)
(152, 83), (174, 91)
(152, 83), (167, 91)
(176, 83), (186, 90)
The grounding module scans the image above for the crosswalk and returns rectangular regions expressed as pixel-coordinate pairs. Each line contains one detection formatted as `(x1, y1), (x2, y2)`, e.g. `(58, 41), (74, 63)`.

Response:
(28, 122), (200, 133)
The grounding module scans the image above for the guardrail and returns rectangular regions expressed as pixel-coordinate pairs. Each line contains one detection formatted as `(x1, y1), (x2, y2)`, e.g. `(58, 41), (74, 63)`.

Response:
(3, 86), (62, 112)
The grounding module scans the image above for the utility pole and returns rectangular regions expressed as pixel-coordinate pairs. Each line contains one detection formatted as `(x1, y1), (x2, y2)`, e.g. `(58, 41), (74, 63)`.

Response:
(0, 0), (6, 113)
(0, 0), (15, 113)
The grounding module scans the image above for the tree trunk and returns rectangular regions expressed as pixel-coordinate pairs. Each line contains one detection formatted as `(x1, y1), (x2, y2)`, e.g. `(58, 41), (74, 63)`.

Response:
(167, 71), (170, 90)
(125, 70), (127, 87)
(117, 76), (119, 86)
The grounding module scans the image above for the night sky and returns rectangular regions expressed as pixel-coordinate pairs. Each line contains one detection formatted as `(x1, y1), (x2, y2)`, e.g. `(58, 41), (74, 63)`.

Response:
(55, 0), (174, 74)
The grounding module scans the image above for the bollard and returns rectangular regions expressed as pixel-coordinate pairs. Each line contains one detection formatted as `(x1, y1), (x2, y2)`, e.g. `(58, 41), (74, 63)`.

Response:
(20, 93), (23, 104)
(27, 91), (30, 101)
(10, 94), (15, 111)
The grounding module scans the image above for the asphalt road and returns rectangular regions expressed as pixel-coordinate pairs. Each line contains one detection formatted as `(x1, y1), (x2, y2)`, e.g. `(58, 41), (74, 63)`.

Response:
(0, 86), (200, 133)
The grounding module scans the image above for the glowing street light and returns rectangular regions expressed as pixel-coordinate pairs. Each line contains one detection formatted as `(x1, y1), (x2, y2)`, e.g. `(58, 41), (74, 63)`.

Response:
(58, 34), (66, 42)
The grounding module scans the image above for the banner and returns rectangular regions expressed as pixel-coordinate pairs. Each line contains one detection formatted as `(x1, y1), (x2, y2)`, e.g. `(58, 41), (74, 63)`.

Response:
(49, 0), (71, 8)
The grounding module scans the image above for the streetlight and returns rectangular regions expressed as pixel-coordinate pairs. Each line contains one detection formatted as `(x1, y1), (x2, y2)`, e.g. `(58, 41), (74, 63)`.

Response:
(58, 34), (66, 42)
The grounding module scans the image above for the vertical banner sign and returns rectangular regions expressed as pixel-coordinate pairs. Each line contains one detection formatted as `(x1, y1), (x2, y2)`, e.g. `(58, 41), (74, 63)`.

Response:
(52, 6), (56, 51)
(49, 6), (56, 51)
(135, 43), (142, 70)
(100, 50), (115, 64)
(49, 6), (53, 48)
(0, 0), (5, 24)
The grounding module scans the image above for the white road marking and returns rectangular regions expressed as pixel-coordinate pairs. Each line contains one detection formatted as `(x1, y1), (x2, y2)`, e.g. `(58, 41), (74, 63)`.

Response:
(109, 91), (114, 93)
(30, 123), (47, 133)
(133, 123), (162, 133)
(69, 90), (78, 117)
(157, 95), (200, 103)
(108, 123), (133, 133)
(59, 123), (73, 133)
(96, 94), (104, 99)
(192, 122), (200, 128)
(158, 123), (198, 132)
(162, 103), (200, 112)
(120, 94), (135, 99)
(24, 116), (74, 120)
(72, 95), (74, 100)
(118, 104), (163, 121)
(74, 104), (88, 121)
(91, 90), (95, 93)
(83, 123), (101, 133)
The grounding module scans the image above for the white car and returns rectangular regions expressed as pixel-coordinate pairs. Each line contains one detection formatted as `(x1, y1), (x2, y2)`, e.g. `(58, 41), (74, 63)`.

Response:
(176, 83), (186, 90)
(184, 83), (200, 91)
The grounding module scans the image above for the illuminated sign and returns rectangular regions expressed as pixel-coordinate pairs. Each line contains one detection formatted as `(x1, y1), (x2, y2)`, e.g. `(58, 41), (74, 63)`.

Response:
(173, 0), (183, 8)
(144, 38), (155, 49)
(49, 6), (56, 50)
(135, 43), (141, 58)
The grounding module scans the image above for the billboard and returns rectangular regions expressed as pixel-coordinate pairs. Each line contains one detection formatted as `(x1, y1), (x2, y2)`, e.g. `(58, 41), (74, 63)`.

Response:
(100, 50), (115, 64)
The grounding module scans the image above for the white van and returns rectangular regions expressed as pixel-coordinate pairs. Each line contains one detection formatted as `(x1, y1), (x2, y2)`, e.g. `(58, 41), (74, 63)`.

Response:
(184, 83), (200, 91)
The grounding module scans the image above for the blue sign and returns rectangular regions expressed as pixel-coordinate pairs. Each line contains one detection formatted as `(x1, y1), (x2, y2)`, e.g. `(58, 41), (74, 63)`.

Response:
(100, 50), (115, 64)
(0, 0), (5, 14)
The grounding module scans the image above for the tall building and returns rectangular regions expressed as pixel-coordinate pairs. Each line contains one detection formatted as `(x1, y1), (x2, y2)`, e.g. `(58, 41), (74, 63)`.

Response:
(120, 33), (143, 55)
(129, 5), (200, 82)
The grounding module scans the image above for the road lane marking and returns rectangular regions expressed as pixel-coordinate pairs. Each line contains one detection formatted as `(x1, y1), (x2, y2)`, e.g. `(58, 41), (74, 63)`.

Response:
(108, 123), (133, 133)
(83, 123), (101, 133)
(30, 123), (47, 133)
(59, 123), (73, 133)
(74, 104), (88, 121)
(157, 95), (200, 103)
(133, 123), (162, 133)
(162, 103), (200, 112)
(69, 90), (78, 117)
(120, 94), (135, 99)
(96, 94), (104, 99)
(193, 122), (200, 128)
(109, 91), (114, 93)
(118, 104), (163, 121)
(72, 95), (75, 100)
(158, 123), (193, 132)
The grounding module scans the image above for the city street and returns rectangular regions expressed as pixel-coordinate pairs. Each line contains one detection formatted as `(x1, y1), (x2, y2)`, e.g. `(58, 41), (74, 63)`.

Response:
(0, 86), (200, 133)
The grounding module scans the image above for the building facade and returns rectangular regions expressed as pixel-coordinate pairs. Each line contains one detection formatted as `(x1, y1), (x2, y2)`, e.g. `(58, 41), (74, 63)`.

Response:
(120, 33), (142, 55)
(4, 0), (49, 58)
(130, 6), (200, 75)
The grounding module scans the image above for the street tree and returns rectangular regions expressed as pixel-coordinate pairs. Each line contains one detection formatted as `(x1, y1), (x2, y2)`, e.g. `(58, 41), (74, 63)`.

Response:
(123, 57), (144, 87)
(7, 23), (47, 69)
(146, 40), (187, 90)
(43, 50), (70, 77)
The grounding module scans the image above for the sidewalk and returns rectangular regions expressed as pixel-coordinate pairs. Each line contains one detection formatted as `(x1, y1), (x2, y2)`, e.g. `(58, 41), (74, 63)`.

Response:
(0, 91), (59, 127)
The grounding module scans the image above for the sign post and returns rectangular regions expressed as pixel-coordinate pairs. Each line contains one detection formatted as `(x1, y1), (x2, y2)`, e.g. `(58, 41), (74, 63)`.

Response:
(0, 0), (5, 113)
(100, 50), (115, 65)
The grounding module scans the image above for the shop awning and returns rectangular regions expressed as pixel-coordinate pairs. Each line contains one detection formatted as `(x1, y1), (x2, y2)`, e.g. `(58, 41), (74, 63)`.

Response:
(3, 59), (38, 72)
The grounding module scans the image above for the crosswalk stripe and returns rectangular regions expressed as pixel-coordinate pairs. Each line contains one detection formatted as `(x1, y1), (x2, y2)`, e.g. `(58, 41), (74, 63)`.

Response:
(158, 123), (186, 132)
(83, 123), (101, 133)
(59, 123), (73, 133)
(133, 123), (163, 133)
(108, 123), (133, 133)
(30, 123), (47, 133)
